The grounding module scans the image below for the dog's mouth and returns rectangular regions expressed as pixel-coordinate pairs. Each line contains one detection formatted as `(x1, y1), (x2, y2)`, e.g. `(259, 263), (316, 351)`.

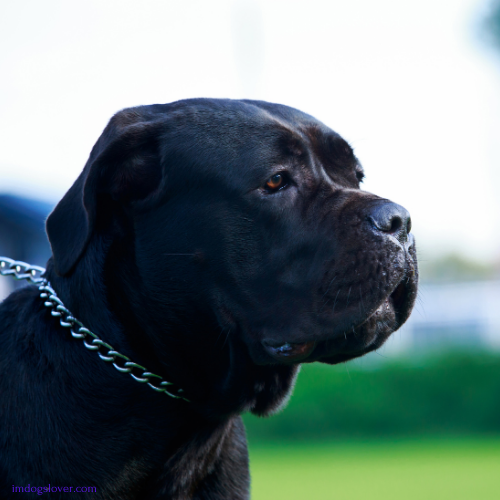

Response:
(253, 272), (417, 365)
(313, 273), (417, 364)
(262, 340), (317, 362)
(375, 279), (409, 323)
(213, 250), (418, 367)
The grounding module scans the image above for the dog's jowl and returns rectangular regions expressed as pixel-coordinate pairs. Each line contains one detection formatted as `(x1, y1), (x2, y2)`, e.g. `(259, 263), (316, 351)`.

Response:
(0, 99), (418, 499)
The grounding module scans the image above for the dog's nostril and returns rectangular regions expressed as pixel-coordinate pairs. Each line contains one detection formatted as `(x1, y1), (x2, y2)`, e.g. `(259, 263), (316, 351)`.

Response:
(389, 216), (403, 234)
(369, 202), (411, 242)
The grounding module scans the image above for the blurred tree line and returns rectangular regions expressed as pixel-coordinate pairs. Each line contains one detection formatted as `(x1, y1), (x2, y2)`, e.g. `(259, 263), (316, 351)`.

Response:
(418, 253), (499, 283)
(244, 352), (500, 442)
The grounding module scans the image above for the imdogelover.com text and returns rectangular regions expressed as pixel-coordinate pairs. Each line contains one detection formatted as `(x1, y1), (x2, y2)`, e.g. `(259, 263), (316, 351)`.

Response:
(12, 484), (97, 495)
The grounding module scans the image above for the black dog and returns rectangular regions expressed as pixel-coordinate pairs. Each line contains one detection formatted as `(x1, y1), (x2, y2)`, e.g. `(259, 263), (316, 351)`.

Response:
(0, 99), (417, 499)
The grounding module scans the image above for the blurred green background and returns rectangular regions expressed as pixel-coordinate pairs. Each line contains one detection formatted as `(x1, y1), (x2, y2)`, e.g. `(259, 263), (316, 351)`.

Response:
(248, 438), (500, 500)
(245, 353), (500, 442)
(244, 352), (500, 499)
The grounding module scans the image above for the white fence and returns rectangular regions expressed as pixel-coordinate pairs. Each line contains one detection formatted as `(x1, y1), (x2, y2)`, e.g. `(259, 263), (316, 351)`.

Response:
(386, 280), (500, 352)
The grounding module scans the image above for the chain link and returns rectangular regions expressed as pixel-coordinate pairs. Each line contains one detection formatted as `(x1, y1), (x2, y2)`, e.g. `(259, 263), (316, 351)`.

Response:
(0, 256), (189, 402)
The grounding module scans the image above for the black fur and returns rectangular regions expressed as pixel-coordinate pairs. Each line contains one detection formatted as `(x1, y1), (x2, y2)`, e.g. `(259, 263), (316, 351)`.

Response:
(0, 99), (418, 499)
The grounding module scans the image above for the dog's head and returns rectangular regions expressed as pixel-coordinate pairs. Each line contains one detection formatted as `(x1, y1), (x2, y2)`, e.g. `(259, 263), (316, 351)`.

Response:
(46, 99), (417, 416)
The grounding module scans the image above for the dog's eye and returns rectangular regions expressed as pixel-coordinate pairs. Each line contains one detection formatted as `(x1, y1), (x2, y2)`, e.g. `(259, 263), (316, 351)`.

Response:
(356, 170), (365, 182)
(264, 173), (288, 192)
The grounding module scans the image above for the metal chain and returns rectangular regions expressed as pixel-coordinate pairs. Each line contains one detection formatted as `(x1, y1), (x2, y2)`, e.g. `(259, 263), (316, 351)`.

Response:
(0, 256), (189, 402)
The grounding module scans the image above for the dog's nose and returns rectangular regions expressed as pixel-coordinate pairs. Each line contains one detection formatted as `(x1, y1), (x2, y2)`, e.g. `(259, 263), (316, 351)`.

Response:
(368, 202), (411, 244)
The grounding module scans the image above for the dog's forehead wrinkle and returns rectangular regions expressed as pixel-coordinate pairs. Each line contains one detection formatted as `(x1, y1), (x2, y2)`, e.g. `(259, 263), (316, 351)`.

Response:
(299, 124), (361, 187)
(162, 101), (318, 165)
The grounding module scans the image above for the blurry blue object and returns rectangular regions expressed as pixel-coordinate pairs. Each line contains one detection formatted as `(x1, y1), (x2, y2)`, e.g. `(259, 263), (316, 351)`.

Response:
(0, 194), (54, 298)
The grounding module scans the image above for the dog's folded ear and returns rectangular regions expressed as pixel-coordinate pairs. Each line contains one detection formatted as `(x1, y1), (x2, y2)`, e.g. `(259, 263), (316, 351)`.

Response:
(46, 109), (164, 276)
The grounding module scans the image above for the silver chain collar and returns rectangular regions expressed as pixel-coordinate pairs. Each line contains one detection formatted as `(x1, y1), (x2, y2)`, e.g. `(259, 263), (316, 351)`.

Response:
(0, 256), (189, 402)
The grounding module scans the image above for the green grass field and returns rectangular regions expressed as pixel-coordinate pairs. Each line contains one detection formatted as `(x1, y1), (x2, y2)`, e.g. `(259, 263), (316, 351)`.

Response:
(249, 439), (500, 500)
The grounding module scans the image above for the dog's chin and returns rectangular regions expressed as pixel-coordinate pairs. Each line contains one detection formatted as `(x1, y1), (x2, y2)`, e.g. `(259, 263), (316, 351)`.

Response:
(314, 276), (417, 365)
(242, 273), (418, 367)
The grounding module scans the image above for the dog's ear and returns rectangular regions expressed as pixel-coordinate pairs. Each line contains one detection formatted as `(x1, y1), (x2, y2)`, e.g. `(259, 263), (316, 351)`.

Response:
(46, 109), (164, 276)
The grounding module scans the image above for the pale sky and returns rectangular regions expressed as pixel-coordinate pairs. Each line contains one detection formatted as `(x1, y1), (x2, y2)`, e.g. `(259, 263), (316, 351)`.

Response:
(1, 0), (499, 261)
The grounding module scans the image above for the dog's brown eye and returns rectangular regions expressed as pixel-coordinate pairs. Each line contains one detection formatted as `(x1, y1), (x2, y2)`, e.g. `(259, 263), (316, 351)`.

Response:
(265, 174), (285, 191)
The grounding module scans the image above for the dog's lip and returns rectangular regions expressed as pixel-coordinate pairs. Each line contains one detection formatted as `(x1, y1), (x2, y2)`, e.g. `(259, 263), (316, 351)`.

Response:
(262, 340), (316, 362)
(350, 274), (414, 336)
(377, 278), (412, 321)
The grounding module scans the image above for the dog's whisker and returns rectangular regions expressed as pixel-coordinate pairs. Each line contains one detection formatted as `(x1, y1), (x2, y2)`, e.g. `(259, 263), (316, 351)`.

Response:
(320, 276), (337, 309)
(344, 286), (352, 312)
(215, 327), (225, 347)
(331, 288), (342, 316)
(344, 363), (352, 383)
(358, 286), (366, 317)
(221, 328), (231, 349)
